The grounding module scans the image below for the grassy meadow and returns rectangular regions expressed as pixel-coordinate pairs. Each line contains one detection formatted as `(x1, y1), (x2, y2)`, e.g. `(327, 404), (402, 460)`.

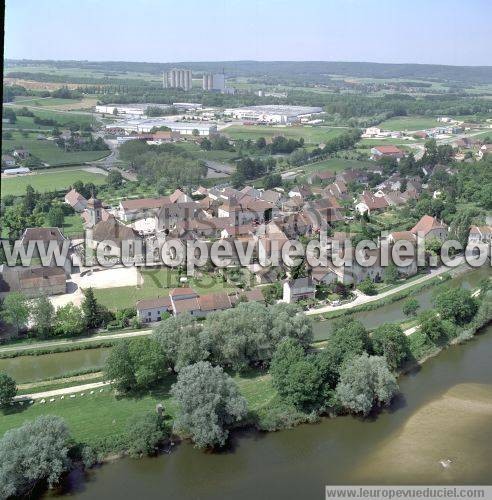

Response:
(223, 125), (344, 144)
(1, 167), (107, 197)
(1, 131), (110, 166)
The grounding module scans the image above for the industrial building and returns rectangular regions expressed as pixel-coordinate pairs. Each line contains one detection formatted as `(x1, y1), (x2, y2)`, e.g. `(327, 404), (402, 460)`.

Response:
(163, 69), (192, 90)
(95, 104), (172, 116)
(106, 118), (217, 136)
(202, 72), (226, 92)
(223, 105), (323, 124)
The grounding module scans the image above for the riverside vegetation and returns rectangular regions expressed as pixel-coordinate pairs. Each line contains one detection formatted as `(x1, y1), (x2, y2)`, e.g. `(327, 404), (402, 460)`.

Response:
(0, 281), (491, 497)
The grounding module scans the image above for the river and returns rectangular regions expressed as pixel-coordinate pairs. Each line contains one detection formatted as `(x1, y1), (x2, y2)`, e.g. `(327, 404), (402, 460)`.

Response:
(313, 266), (491, 340)
(57, 323), (492, 498)
(1, 267), (489, 383)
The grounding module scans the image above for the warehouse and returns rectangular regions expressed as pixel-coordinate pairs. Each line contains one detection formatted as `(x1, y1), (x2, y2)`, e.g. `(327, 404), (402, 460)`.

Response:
(223, 105), (323, 124)
(95, 104), (173, 116)
(106, 119), (217, 136)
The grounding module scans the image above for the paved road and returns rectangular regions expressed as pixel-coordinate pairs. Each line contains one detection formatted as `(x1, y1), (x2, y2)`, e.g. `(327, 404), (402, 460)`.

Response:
(306, 257), (465, 316)
(0, 329), (152, 354)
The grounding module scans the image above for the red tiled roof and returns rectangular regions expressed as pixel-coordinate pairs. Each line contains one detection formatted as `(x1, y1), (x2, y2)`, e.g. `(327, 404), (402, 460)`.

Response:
(373, 145), (404, 154)
(136, 296), (172, 310)
(410, 215), (447, 235)
(198, 292), (233, 312)
(169, 287), (198, 298)
(120, 197), (170, 211)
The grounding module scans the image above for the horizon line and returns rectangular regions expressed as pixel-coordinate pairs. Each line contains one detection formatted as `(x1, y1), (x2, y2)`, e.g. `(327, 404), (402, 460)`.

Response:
(4, 58), (492, 69)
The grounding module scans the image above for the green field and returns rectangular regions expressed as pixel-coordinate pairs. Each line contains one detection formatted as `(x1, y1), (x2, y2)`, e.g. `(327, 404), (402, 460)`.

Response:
(1, 168), (107, 197)
(12, 97), (81, 107)
(223, 125), (344, 144)
(299, 157), (372, 174)
(1, 132), (110, 166)
(4, 115), (53, 130)
(93, 268), (238, 310)
(378, 116), (441, 131)
(0, 372), (274, 449)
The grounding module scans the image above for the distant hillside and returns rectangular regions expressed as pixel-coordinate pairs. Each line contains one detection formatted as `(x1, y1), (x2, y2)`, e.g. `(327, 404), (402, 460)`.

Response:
(5, 59), (492, 84)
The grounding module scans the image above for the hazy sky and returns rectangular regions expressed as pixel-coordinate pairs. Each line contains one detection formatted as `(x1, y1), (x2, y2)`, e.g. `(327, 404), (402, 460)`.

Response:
(4, 0), (492, 65)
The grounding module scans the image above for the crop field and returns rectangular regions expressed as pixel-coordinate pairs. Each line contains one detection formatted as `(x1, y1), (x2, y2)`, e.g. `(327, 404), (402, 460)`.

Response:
(223, 124), (345, 144)
(1, 132), (110, 166)
(12, 96), (100, 111)
(1, 167), (107, 197)
(378, 116), (441, 131)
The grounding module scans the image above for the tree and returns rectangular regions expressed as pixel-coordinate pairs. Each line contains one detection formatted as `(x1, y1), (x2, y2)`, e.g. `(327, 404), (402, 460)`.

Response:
(449, 208), (477, 249)
(270, 339), (322, 410)
(192, 128), (200, 137)
(105, 338), (164, 392)
(358, 278), (377, 296)
(54, 304), (85, 336)
(0, 416), (71, 498)
(153, 314), (209, 372)
(107, 170), (123, 188)
(402, 298), (420, 317)
(47, 205), (65, 228)
(82, 287), (99, 329)
(255, 137), (267, 149)
(31, 295), (55, 339)
(24, 185), (36, 213)
(418, 310), (455, 343)
(433, 287), (478, 325)
(383, 264), (399, 284)
(371, 323), (409, 370)
(125, 412), (169, 457)
(1, 292), (29, 335)
(336, 353), (399, 416)
(0, 373), (17, 407)
(104, 341), (136, 392)
(171, 361), (248, 448)
(325, 319), (370, 369)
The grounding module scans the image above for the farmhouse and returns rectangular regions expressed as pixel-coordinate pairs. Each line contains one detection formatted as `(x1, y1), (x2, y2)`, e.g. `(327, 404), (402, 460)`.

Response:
(282, 278), (316, 303)
(119, 197), (170, 222)
(370, 145), (405, 160)
(65, 188), (88, 212)
(0, 264), (66, 298)
(410, 215), (448, 241)
(468, 225), (492, 244)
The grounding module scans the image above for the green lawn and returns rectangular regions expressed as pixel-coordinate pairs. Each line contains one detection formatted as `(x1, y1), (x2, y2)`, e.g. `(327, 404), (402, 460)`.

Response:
(378, 116), (440, 131)
(0, 372), (275, 448)
(5, 115), (53, 130)
(299, 157), (372, 174)
(93, 268), (238, 310)
(9, 107), (96, 128)
(1, 168), (107, 197)
(1, 132), (110, 166)
(223, 125), (344, 145)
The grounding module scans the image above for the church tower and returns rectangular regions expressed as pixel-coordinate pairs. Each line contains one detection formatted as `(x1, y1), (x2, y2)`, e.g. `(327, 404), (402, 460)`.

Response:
(86, 196), (102, 227)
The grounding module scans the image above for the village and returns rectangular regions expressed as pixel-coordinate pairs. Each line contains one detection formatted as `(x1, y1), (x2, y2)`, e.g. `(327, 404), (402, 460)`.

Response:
(2, 114), (491, 329)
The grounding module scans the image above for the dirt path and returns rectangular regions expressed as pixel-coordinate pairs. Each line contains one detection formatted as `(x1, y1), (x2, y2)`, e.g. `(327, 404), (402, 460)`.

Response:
(0, 329), (152, 354)
(14, 381), (111, 401)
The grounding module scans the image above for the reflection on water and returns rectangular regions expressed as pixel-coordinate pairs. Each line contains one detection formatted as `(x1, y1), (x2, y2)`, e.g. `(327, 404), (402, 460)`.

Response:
(0, 348), (111, 383)
(58, 324), (492, 499)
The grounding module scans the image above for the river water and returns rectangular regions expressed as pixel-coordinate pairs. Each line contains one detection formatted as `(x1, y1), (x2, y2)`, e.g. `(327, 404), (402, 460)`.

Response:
(1, 267), (489, 383)
(313, 267), (491, 339)
(58, 323), (492, 499)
